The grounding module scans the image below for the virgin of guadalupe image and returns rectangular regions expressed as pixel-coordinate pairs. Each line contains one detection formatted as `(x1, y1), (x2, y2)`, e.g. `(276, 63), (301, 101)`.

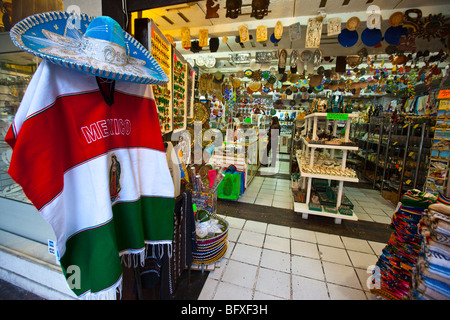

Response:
(109, 154), (121, 202)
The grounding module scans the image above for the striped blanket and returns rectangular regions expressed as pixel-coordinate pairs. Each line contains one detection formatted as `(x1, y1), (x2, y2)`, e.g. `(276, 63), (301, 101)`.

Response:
(5, 61), (174, 299)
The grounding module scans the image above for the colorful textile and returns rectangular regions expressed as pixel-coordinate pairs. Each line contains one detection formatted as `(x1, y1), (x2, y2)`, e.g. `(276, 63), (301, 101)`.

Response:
(5, 61), (175, 299)
(373, 190), (435, 300)
(412, 194), (450, 300)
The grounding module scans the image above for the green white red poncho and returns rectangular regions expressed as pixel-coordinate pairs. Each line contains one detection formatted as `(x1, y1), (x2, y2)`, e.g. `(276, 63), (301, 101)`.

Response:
(5, 60), (174, 299)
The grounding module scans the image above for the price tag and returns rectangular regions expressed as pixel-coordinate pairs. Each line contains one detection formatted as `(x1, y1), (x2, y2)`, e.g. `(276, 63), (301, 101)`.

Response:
(327, 113), (349, 120)
(413, 124), (419, 129)
(409, 151), (414, 157)
(393, 141), (398, 145)
(398, 167), (402, 172)
(406, 179), (412, 185)
(403, 124), (408, 128)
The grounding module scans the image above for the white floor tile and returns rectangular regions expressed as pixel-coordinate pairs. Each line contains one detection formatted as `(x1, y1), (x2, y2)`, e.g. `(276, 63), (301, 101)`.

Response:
(266, 224), (290, 238)
(341, 236), (373, 254)
(370, 215), (391, 224)
(243, 220), (267, 234)
(227, 228), (241, 242)
(198, 278), (218, 300)
(291, 255), (325, 281)
(347, 250), (379, 270)
(290, 228), (316, 243)
(214, 281), (253, 300)
(315, 232), (344, 248)
(368, 241), (386, 257)
(264, 235), (290, 253)
(260, 248), (291, 273)
(292, 275), (329, 300)
(327, 283), (367, 300)
(322, 261), (362, 289)
(255, 267), (291, 299)
(230, 243), (262, 266)
(271, 200), (293, 210)
(318, 245), (352, 265)
(291, 239), (320, 259)
(221, 260), (258, 289)
(238, 230), (265, 247)
(254, 198), (273, 207)
(253, 291), (284, 300)
(224, 216), (246, 229)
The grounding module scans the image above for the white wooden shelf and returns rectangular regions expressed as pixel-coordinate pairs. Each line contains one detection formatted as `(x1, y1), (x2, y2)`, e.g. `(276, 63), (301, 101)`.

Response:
(301, 137), (359, 151)
(293, 202), (358, 224)
(294, 112), (359, 224)
(304, 112), (359, 119)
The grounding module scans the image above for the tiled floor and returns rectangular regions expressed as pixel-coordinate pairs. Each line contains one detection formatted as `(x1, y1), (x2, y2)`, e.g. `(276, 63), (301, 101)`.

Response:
(198, 217), (386, 300)
(199, 156), (396, 300)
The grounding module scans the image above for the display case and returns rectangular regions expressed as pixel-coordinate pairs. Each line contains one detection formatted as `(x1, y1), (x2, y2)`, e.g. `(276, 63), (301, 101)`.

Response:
(293, 112), (359, 224)
(149, 19), (173, 133)
(0, 44), (39, 204)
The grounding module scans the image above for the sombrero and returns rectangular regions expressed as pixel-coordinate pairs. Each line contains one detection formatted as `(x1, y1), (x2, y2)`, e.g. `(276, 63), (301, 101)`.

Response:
(384, 26), (408, 45)
(361, 28), (382, 47)
(10, 12), (168, 84)
(346, 17), (361, 31)
(338, 29), (358, 47)
(389, 12), (404, 27)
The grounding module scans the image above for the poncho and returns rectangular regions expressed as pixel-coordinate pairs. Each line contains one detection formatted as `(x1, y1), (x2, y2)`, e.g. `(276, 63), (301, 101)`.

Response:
(5, 60), (175, 299)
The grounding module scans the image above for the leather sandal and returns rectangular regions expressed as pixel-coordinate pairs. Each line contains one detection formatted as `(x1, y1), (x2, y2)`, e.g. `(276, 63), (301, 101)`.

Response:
(278, 49), (287, 74)
(290, 49), (298, 74)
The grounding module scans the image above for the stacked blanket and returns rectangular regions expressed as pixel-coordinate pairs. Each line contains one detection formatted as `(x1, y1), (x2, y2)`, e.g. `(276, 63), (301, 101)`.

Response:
(413, 193), (450, 300)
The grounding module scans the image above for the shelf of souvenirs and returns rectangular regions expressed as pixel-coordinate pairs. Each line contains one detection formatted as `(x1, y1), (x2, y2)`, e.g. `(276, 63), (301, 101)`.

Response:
(302, 136), (358, 150)
(304, 112), (359, 120)
(296, 151), (359, 183)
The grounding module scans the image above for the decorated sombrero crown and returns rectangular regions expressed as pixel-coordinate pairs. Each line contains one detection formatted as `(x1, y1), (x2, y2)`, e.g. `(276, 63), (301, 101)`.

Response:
(10, 11), (168, 85)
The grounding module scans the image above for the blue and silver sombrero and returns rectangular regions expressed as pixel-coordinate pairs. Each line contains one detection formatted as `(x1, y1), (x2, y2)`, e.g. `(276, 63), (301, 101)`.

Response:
(10, 11), (168, 85)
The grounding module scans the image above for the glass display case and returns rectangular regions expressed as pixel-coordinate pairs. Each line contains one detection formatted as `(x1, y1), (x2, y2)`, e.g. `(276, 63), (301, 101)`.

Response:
(0, 43), (40, 204)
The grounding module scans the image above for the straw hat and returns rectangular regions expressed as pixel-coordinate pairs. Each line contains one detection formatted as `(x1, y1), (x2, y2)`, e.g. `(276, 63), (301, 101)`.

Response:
(389, 12), (404, 27)
(346, 17), (361, 31)
(248, 81), (262, 92)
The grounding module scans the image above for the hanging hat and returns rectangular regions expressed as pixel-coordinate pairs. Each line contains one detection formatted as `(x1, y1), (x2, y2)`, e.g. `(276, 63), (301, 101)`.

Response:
(290, 73), (300, 83)
(389, 12), (404, 27)
(267, 74), (277, 84)
(384, 26), (408, 45)
(209, 37), (219, 52)
(190, 40), (202, 53)
(346, 17), (361, 31)
(248, 81), (262, 92)
(338, 29), (358, 47)
(232, 78), (241, 88)
(361, 28), (382, 47)
(270, 33), (281, 45)
(309, 74), (323, 87)
(10, 12), (168, 85)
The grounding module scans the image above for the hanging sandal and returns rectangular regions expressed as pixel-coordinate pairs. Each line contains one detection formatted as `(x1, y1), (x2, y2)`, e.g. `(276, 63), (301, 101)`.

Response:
(278, 49), (287, 74)
(290, 49), (298, 74)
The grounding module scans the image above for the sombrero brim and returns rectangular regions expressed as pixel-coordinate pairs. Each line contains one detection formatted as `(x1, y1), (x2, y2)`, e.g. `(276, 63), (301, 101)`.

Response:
(338, 29), (359, 47)
(10, 11), (168, 85)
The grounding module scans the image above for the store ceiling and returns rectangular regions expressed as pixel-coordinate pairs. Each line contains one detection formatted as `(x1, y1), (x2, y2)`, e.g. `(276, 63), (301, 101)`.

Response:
(135, 0), (450, 73)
